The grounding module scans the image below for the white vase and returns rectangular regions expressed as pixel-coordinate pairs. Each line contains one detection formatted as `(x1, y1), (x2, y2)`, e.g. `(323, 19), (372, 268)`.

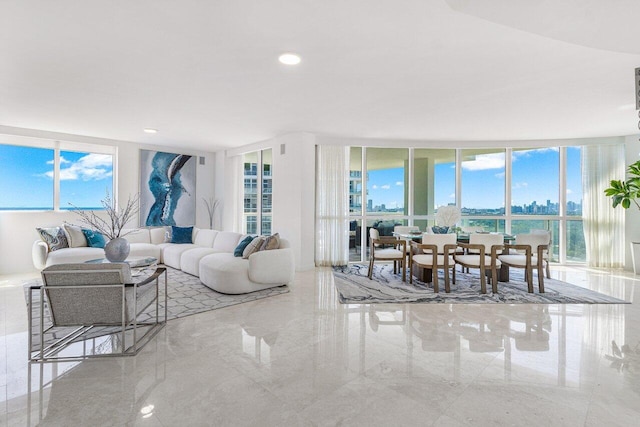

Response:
(105, 237), (130, 263)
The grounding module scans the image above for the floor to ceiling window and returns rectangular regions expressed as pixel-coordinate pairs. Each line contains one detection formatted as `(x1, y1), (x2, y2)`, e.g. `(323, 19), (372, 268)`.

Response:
(348, 145), (587, 264)
(242, 149), (272, 235)
(509, 147), (560, 262)
(460, 148), (506, 232)
(566, 146), (585, 262)
(413, 148), (456, 231)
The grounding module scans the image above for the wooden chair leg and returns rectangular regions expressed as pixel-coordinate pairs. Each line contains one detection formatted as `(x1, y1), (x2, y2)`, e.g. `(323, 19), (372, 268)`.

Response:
(409, 261), (413, 284)
(401, 258), (406, 282)
(545, 261), (551, 279)
(479, 267), (487, 294)
(452, 265), (456, 284)
(368, 257), (374, 280)
(526, 266), (534, 293)
(491, 268), (498, 293)
(538, 265), (545, 293)
(444, 267), (451, 293)
(432, 266), (439, 293)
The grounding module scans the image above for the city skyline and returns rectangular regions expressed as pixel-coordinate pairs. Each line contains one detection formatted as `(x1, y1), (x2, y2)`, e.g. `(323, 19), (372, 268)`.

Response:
(362, 147), (582, 211)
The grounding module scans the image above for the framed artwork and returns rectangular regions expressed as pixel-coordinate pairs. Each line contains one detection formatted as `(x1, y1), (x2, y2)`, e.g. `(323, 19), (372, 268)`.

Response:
(139, 150), (196, 226)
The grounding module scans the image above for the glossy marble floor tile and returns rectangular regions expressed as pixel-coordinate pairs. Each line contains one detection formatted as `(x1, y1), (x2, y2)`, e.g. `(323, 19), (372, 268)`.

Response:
(0, 266), (638, 426)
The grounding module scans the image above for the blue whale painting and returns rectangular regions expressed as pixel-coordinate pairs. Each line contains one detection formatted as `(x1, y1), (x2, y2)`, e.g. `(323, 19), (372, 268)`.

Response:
(140, 151), (196, 226)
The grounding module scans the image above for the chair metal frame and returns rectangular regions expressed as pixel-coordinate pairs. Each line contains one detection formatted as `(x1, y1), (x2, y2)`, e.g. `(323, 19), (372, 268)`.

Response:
(28, 265), (167, 362)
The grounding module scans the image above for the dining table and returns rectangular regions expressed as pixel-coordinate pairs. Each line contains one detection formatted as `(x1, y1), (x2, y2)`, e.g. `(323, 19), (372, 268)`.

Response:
(393, 232), (516, 283)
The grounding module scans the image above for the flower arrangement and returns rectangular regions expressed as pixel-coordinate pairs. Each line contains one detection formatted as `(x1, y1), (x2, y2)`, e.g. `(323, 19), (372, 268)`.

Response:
(435, 205), (461, 227)
(70, 191), (140, 239)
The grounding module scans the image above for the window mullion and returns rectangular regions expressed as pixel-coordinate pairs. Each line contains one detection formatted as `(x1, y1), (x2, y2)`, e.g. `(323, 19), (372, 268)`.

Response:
(505, 148), (512, 234)
(53, 141), (60, 211)
(257, 150), (263, 235)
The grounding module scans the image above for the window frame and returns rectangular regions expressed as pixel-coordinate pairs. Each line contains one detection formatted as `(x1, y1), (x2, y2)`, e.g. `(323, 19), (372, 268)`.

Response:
(348, 145), (586, 265)
(0, 137), (116, 212)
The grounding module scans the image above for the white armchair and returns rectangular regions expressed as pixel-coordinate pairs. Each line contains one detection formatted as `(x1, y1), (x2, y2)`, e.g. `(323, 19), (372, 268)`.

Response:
(29, 263), (167, 361)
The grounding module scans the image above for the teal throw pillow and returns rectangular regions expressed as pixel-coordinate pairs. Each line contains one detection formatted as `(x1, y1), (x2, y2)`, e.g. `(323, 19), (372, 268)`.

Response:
(171, 226), (193, 244)
(82, 229), (106, 248)
(234, 235), (255, 257)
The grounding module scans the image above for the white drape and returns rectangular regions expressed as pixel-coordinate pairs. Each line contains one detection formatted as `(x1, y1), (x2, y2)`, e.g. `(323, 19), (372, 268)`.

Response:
(223, 154), (243, 233)
(315, 145), (349, 266)
(582, 144), (625, 267)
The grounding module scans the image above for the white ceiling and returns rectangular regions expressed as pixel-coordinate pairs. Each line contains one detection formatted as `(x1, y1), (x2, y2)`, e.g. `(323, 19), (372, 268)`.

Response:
(1, 0), (639, 152)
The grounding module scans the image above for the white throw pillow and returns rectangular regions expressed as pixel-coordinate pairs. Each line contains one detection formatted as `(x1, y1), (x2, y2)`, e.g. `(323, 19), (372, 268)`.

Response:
(63, 223), (87, 248)
(242, 236), (265, 259)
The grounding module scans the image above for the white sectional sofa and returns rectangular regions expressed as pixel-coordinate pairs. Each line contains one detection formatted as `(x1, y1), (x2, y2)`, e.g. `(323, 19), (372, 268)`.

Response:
(32, 227), (295, 294)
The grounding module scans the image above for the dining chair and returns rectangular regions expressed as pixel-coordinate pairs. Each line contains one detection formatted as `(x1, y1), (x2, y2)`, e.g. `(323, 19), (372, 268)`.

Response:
(530, 229), (552, 278)
(498, 233), (549, 293)
(368, 228), (406, 281)
(394, 225), (420, 257)
(454, 233), (503, 294)
(409, 233), (457, 292)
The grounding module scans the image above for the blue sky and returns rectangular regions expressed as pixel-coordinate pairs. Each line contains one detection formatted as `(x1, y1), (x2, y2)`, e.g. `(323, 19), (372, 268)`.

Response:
(366, 148), (582, 210)
(0, 145), (113, 209)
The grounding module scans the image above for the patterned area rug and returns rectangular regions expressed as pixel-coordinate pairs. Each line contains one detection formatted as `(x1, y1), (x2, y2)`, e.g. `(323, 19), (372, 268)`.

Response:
(25, 265), (289, 351)
(333, 264), (627, 304)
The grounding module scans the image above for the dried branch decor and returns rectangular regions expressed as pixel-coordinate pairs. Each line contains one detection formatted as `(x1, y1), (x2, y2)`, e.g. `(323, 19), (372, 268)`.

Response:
(203, 197), (221, 229)
(70, 191), (140, 239)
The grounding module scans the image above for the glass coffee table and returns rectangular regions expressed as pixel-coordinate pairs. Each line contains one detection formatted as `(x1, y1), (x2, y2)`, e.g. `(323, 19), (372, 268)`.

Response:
(85, 256), (158, 276)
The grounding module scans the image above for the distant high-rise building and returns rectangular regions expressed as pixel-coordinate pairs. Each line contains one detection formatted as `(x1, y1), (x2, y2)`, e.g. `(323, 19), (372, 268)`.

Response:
(367, 199), (373, 211)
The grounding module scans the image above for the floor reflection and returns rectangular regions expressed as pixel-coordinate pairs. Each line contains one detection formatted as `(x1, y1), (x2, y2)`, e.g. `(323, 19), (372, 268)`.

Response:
(26, 341), (166, 426)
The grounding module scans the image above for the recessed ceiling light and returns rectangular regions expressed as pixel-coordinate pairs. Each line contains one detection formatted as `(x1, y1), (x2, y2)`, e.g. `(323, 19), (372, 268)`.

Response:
(278, 53), (301, 65)
(144, 128), (158, 134)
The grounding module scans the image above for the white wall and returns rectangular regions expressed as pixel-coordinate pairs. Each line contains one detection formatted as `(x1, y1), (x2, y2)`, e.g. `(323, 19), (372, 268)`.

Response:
(272, 133), (316, 271)
(0, 128), (217, 275)
(223, 132), (316, 271)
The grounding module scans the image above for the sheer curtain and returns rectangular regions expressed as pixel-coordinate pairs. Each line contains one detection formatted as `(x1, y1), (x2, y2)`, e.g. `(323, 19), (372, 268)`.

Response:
(315, 145), (349, 266)
(582, 144), (625, 267)
(223, 154), (243, 233)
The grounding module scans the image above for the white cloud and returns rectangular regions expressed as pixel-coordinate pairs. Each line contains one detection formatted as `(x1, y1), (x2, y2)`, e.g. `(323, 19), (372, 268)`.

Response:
(512, 147), (559, 163)
(449, 193), (455, 199)
(46, 156), (72, 165)
(461, 153), (505, 171)
(512, 182), (528, 189)
(566, 188), (573, 194)
(495, 172), (505, 178)
(372, 184), (378, 190)
(44, 153), (113, 181)
(395, 181), (403, 186)
(381, 184), (391, 190)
